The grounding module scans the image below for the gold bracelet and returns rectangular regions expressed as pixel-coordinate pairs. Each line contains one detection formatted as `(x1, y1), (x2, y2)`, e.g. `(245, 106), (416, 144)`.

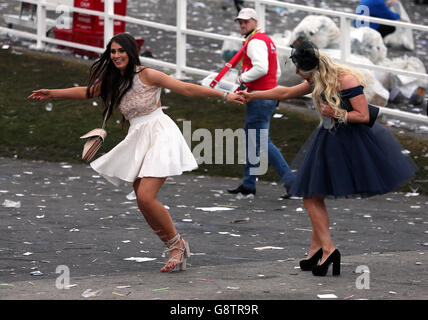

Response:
(337, 109), (348, 123)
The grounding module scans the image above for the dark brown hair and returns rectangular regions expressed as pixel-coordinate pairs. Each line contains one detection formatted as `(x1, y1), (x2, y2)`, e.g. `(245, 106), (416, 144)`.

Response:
(86, 33), (142, 123)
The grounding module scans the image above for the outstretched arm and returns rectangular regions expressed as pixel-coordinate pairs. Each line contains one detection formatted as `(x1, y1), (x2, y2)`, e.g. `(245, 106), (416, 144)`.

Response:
(28, 86), (88, 101)
(240, 80), (312, 102)
(28, 83), (101, 101)
(141, 68), (245, 104)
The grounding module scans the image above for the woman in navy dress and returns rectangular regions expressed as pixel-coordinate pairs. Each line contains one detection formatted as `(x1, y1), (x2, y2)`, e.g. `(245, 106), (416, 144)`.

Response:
(241, 40), (416, 276)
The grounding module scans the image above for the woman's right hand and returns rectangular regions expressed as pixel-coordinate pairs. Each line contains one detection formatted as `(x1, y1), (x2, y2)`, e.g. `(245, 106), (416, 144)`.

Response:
(238, 90), (253, 103)
(28, 89), (53, 101)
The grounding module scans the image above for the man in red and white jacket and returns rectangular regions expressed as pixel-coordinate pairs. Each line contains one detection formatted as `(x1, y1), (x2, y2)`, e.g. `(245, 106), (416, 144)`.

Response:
(227, 8), (296, 199)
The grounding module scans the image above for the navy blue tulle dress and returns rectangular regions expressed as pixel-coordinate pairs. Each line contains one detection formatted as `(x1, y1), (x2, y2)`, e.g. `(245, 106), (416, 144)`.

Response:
(289, 85), (417, 199)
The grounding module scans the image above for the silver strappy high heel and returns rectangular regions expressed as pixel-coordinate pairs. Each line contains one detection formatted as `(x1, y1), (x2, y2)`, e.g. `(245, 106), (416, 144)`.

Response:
(160, 233), (190, 272)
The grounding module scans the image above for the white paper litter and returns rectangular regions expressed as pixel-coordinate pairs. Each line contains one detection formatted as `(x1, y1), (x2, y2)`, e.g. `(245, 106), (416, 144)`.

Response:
(218, 231), (241, 237)
(254, 246), (284, 251)
(317, 293), (338, 299)
(405, 192), (419, 197)
(236, 193), (254, 200)
(126, 191), (137, 200)
(82, 289), (102, 298)
(123, 257), (157, 262)
(2, 200), (21, 208)
(196, 207), (235, 212)
(45, 102), (53, 112)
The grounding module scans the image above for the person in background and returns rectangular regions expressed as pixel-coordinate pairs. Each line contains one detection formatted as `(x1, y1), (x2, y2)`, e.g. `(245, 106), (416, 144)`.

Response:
(354, 0), (407, 38)
(28, 33), (244, 274)
(227, 8), (296, 199)
(221, 0), (244, 13)
(234, 0), (245, 14)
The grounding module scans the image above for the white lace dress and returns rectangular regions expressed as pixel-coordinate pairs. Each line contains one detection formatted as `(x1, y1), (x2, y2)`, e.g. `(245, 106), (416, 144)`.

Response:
(90, 69), (198, 186)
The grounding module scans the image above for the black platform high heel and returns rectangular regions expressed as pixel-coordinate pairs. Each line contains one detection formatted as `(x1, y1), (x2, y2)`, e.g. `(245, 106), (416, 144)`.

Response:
(299, 248), (323, 271)
(312, 249), (341, 277)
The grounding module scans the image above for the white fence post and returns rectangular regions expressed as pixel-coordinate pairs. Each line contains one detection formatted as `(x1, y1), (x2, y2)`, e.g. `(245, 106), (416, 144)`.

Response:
(36, 0), (47, 50)
(176, 0), (187, 79)
(1, 0), (426, 124)
(340, 16), (351, 64)
(254, 0), (266, 30)
(104, 0), (114, 48)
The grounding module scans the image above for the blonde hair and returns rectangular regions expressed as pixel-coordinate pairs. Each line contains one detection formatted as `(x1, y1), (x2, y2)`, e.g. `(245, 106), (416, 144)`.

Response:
(299, 52), (367, 124)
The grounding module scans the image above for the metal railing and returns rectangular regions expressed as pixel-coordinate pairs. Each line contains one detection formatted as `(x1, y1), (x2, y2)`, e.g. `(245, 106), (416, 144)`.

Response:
(1, 0), (428, 123)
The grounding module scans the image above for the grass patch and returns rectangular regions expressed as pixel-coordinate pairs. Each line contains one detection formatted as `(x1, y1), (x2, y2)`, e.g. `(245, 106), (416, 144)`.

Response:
(1, 47), (426, 194)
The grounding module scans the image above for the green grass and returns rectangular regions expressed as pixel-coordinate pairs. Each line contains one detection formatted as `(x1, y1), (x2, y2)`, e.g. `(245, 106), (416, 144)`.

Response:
(162, 92), (319, 181)
(1, 47), (427, 194)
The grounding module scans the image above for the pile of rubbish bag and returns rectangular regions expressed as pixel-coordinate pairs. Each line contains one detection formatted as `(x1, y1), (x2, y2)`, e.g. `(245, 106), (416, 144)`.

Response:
(220, 2), (427, 109)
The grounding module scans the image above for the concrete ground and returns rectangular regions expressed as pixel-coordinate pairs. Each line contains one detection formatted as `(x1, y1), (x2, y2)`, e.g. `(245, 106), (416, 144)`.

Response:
(0, 157), (426, 303)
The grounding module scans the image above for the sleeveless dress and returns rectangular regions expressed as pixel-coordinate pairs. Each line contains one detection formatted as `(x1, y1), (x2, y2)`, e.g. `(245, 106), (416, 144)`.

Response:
(90, 69), (198, 186)
(289, 85), (417, 198)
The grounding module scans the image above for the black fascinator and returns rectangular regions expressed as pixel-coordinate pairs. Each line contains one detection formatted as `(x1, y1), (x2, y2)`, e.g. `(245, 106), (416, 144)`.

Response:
(289, 40), (320, 72)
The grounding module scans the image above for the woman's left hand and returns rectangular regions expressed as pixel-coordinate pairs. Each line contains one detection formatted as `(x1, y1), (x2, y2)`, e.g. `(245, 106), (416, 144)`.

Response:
(320, 103), (335, 118)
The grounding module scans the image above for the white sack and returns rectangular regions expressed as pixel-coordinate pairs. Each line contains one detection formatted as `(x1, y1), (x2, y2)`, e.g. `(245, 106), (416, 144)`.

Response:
(384, 1), (414, 51)
(289, 15), (341, 49)
(350, 27), (387, 64)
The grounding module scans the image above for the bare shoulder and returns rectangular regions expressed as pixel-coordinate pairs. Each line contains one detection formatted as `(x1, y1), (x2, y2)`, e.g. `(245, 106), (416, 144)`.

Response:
(138, 66), (182, 90)
(138, 67), (167, 86)
(339, 73), (361, 91)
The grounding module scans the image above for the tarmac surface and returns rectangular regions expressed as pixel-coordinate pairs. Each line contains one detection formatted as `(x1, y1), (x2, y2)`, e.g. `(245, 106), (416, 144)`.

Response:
(0, 0), (427, 310)
(0, 156), (427, 301)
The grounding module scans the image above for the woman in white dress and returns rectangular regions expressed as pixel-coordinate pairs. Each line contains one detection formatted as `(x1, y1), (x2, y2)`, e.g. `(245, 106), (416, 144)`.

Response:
(28, 33), (244, 273)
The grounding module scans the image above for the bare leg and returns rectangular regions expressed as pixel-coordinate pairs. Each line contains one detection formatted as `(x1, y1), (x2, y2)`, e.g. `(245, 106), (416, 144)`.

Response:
(303, 196), (335, 264)
(133, 177), (185, 271)
(306, 229), (322, 259)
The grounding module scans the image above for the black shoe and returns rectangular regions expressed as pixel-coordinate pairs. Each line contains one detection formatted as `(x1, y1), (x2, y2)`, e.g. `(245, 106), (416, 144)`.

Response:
(280, 191), (291, 200)
(227, 184), (256, 195)
(312, 249), (341, 277)
(280, 188), (295, 199)
(299, 248), (323, 271)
